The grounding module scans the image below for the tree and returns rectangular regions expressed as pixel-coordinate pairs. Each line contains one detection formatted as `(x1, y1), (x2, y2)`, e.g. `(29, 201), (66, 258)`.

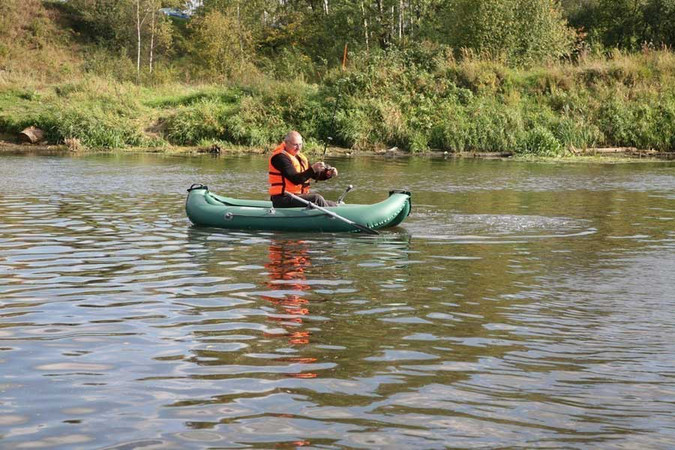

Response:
(66, 0), (181, 80)
(189, 7), (255, 80)
(66, 0), (131, 47)
(565, 0), (675, 50)
(134, 0), (182, 79)
(642, 0), (675, 47)
(436, 0), (576, 65)
(138, 0), (181, 75)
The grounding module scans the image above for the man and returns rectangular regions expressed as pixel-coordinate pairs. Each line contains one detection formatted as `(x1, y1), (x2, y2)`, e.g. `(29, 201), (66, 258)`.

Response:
(269, 130), (338, 208)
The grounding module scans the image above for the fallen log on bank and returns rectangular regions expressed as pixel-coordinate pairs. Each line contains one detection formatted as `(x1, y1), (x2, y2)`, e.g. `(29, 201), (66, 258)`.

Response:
(18, 127), (45, 144)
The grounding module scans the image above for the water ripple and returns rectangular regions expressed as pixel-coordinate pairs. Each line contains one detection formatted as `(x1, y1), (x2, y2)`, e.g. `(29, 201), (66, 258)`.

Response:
(0, 154), (674, 448)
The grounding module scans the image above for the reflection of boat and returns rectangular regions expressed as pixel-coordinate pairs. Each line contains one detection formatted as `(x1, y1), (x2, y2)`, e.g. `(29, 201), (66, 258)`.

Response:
(185, 185), (412, 233)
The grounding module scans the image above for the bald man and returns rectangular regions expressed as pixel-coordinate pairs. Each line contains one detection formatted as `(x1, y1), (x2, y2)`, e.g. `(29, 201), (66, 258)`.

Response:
(268, 131), (338, 208)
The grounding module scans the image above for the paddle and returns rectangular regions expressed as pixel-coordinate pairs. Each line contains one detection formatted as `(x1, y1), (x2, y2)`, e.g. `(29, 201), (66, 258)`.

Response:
(286, 192), (379, 235)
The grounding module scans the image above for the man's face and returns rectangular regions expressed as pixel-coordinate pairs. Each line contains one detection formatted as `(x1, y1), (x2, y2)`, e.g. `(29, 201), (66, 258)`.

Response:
(285, 136), (303, 155)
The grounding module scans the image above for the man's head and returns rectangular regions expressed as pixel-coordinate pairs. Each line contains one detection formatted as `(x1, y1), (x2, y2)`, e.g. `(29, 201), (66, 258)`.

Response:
(284, 131), (303, 155)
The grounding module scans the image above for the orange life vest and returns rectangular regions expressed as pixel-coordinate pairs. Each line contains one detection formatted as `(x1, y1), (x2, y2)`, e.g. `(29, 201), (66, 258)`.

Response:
(268, 143), (311, 195)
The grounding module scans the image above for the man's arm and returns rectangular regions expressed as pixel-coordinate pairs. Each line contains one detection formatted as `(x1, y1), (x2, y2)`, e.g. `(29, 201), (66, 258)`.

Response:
(271, 153), (316, 185)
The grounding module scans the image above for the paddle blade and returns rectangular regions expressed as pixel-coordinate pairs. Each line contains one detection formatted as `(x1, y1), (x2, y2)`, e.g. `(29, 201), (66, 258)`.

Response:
(353, 223), (379, 235)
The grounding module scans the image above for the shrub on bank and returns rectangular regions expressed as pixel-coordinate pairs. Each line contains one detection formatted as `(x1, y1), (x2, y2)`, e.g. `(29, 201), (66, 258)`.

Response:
(42, 106), (145, 148)
(1, 49), (673, 153)
(162, 80), (326, 147)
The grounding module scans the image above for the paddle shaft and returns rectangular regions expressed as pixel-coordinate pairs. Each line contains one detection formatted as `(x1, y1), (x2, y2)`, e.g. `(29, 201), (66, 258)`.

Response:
(286, 192), (379, 235)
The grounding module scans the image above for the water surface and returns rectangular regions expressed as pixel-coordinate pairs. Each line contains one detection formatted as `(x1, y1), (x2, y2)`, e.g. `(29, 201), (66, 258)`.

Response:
(1, 153), (674, 448)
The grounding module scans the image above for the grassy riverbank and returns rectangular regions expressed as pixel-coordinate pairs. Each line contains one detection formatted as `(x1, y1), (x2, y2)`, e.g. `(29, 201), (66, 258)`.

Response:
(1, 49), (673, 156)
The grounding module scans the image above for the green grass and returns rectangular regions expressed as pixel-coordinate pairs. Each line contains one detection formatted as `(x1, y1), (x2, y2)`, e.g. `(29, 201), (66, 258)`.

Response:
(1, 49), (673, 154)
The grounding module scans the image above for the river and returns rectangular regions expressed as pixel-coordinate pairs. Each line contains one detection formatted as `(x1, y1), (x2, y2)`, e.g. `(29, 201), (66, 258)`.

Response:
(1, 153), (673, 448)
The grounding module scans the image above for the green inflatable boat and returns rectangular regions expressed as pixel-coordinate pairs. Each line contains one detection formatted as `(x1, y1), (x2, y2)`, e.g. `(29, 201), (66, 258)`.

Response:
(185, 184), (411, 233)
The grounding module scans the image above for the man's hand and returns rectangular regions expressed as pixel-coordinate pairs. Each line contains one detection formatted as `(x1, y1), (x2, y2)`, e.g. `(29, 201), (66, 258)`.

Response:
(312, 161), (326, 174)
(325, 167), (338, 178)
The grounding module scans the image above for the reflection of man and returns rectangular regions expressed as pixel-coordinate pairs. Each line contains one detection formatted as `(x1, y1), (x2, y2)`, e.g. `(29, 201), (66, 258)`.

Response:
(263, 240), (318, 381)
(264, 240), (313, 347)
(268, 131), (338, 208)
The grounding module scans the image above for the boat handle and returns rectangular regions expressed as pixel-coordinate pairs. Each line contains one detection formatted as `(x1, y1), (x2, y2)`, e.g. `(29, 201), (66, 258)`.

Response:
(188, 184), (208, 192)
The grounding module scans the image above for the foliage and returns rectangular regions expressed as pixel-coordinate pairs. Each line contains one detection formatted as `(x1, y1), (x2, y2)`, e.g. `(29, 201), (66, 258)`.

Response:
(187, 7), (257, 81)
(436, 0), (576, 65)
(163, 80), (324, 146)
(64, 0), (131, 47)
(64, 0), (181, 78)
(566, 0), (675, 50)
(0, 0), (674, 154)
(0, 78), (148, 148)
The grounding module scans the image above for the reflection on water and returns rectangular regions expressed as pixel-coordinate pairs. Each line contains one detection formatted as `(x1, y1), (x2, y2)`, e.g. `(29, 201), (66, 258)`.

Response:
(263, 239), (317, 377)
(0, 153), (674, 448)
